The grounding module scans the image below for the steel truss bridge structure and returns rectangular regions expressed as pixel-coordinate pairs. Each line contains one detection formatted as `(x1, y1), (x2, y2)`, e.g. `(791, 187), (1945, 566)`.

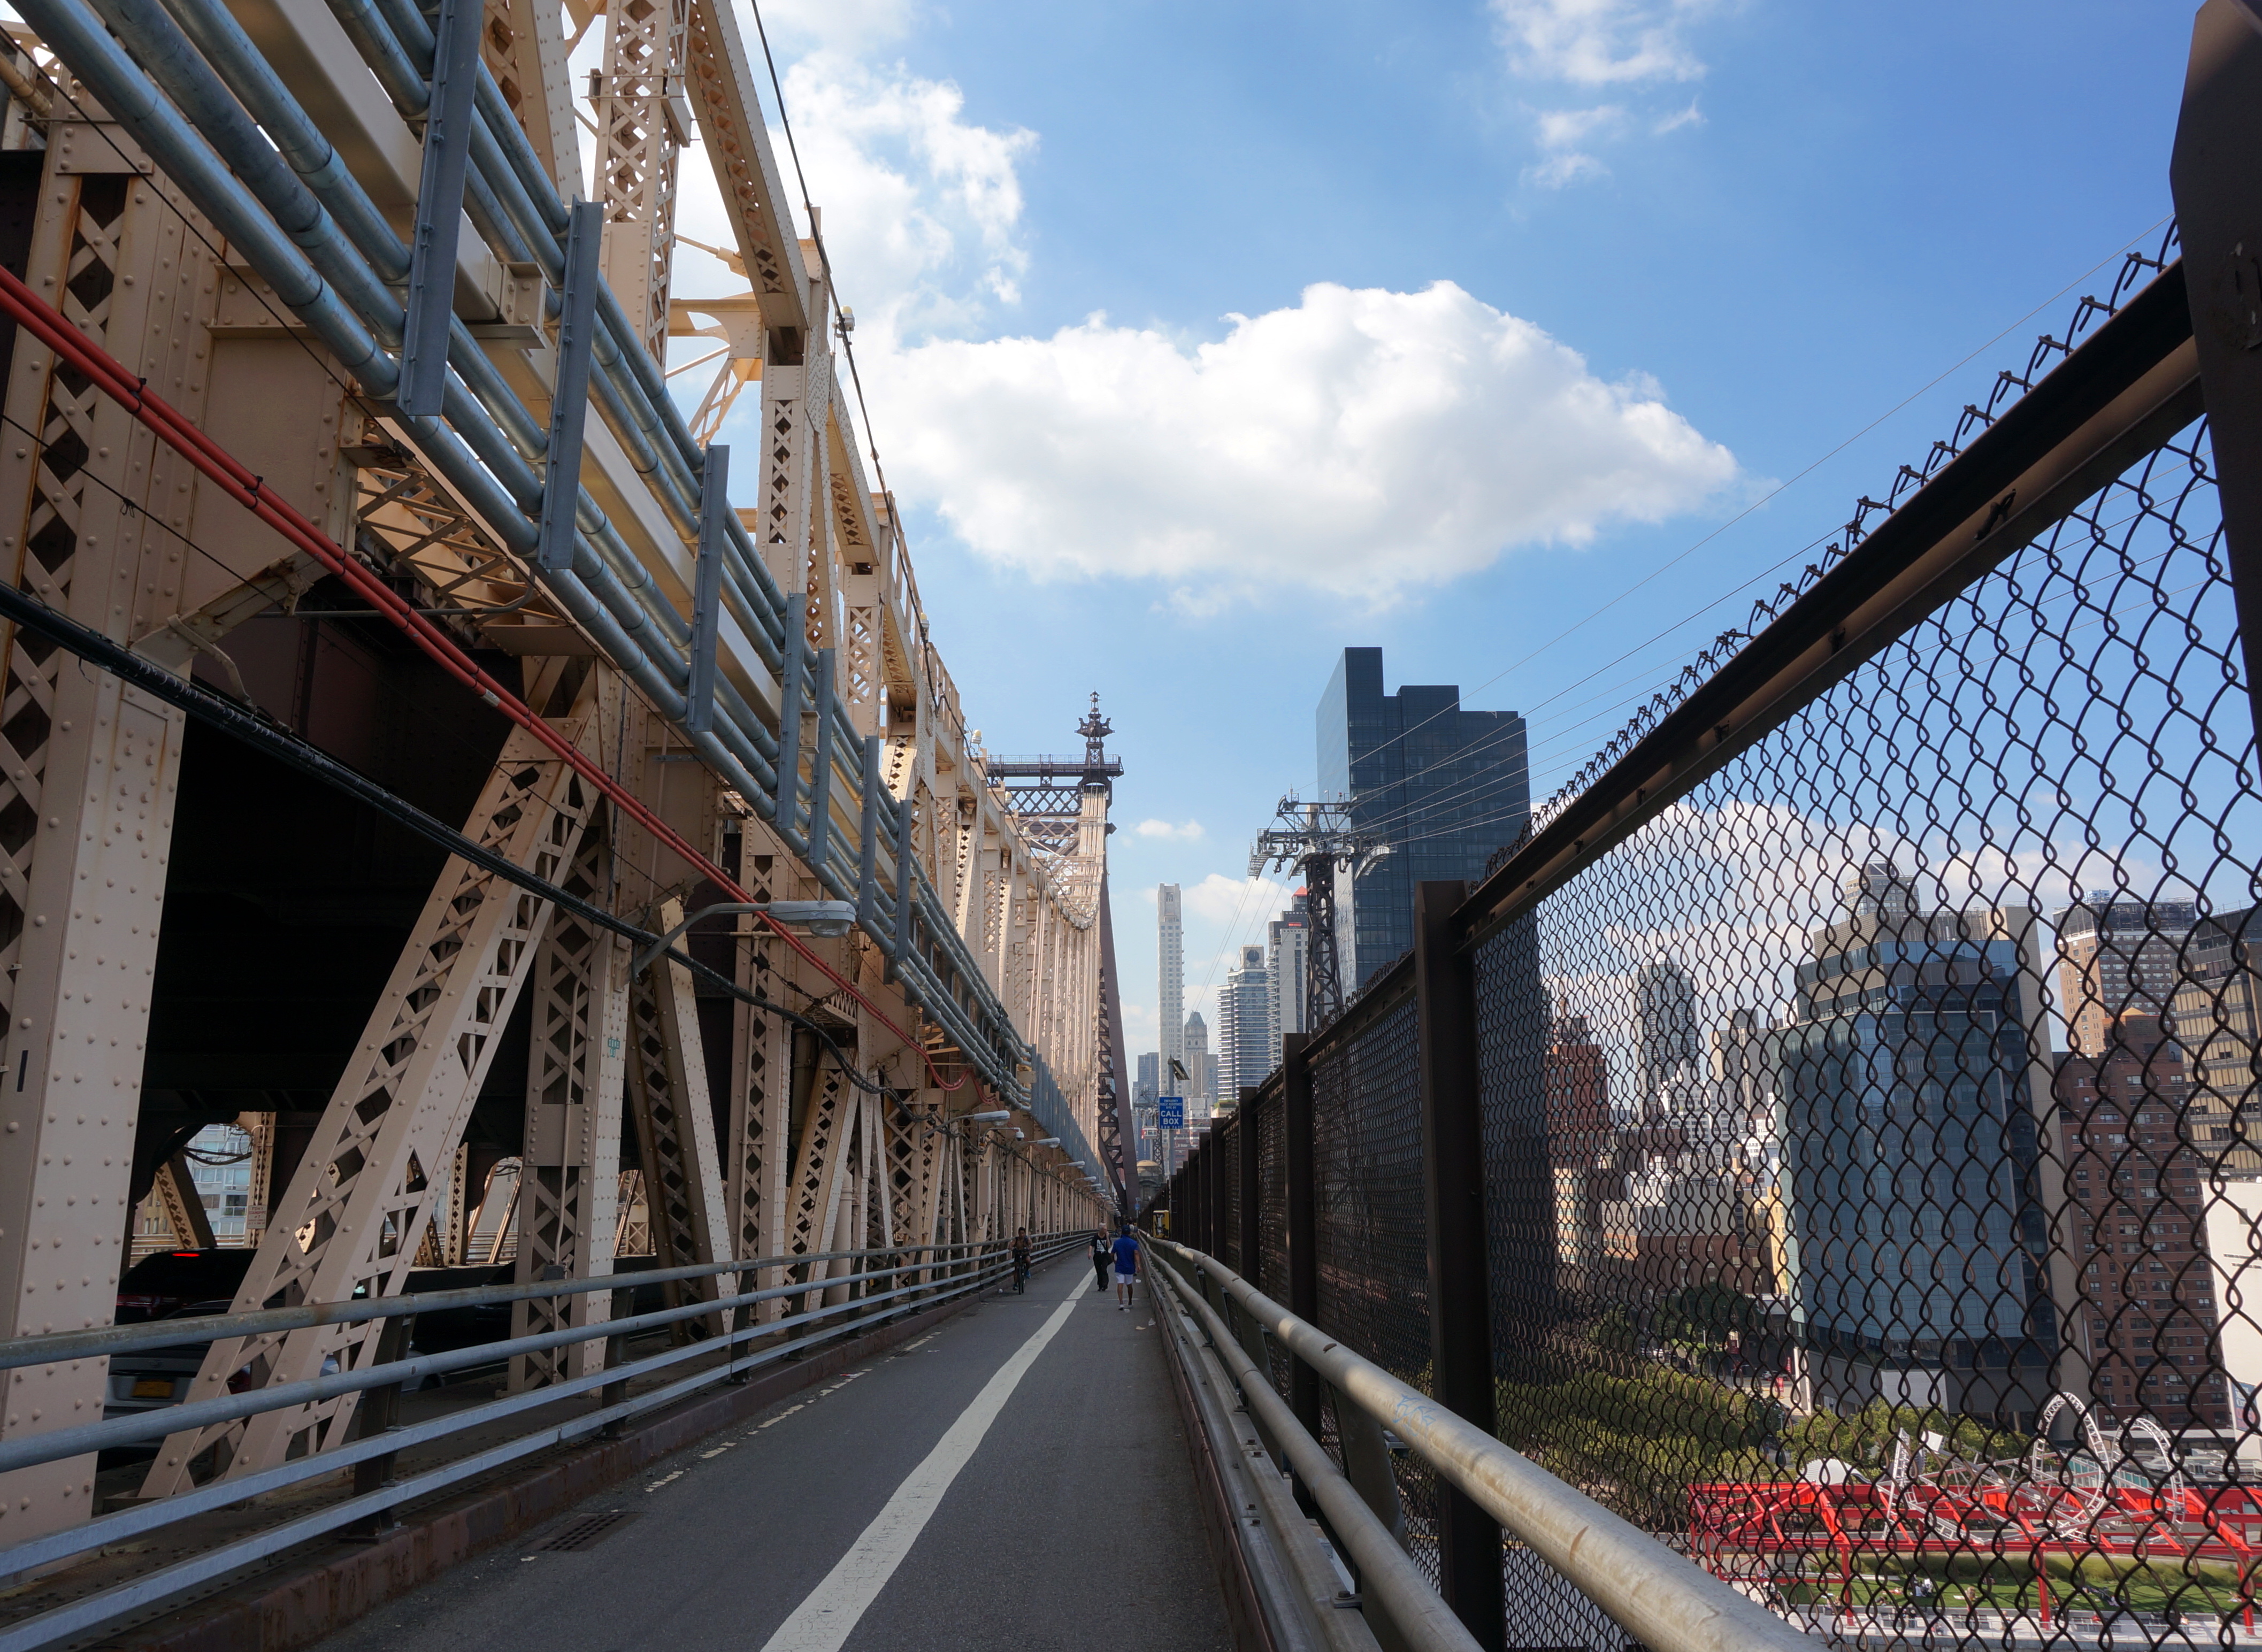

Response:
(0, 0), (1136, 1551)
(1, 1), (2261, 1650)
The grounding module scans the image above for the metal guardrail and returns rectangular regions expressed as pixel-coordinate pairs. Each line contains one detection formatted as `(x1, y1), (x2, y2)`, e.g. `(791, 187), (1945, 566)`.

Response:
(0, 1233), (1092, 1652)
(1149, 1249), (1480, 1652)
(1152, 1240), (1816, 1652)
(0, 1239), (1011, 1373)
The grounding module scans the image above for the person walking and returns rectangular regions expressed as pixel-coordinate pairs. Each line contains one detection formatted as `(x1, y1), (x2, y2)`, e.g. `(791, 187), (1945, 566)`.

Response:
(1009, 1227), (1032, 1293)
(1110, 1228), (1140, 1311)
(1088, 1233), (1111, 1294)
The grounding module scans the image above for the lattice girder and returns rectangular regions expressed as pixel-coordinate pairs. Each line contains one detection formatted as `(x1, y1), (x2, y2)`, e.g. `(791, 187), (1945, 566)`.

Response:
(141, 688), (607, 1493)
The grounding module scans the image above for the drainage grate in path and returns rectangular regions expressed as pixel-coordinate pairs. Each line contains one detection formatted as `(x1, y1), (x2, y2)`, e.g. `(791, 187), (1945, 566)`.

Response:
(536, 1510), (641, 1552)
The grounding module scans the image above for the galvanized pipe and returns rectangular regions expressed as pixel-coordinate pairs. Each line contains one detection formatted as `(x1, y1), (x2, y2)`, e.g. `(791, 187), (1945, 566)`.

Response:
(317, 0), (425, 113)
(16, 0), (395, 393)
(318, 0), (787, 657)
(0, 1241), (1063, 1586)
(151, 0), (401, 275)
(1154, 1263), (1482, 1652)
(86, 0), (553, 483)
(361, 0), (787, 622)
(0, 1236), (1084, 1476)
(0, 1239), (1013, 1372)
(1157, 1242), (1818, 1652)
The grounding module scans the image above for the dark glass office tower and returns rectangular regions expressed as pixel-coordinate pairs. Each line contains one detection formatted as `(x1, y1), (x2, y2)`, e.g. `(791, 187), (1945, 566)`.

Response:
(1315, 647), (1530, 987)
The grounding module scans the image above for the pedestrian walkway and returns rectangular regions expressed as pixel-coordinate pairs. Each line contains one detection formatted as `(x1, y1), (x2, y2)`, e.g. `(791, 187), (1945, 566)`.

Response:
(312, 1254), (1230, 1651)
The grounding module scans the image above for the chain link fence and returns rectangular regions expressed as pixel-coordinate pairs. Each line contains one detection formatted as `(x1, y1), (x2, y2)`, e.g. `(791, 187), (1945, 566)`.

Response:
(1153, 201), (2262, 1650)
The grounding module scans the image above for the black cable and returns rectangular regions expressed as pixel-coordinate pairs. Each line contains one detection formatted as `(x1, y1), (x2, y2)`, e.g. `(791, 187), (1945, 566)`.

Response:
(0, 575), (919, 1097)
(0, 407), (846, 1025)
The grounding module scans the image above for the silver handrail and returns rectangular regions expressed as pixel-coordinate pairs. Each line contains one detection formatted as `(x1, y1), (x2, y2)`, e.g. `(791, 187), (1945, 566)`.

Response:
(1150, 1257), (1481, 1652)
(1154, 1240), (1816, 1652)
(0, 1238), (1016, 1371)
(0, 1242), (1072, 1476)
(0, 1234), (1089, 1651)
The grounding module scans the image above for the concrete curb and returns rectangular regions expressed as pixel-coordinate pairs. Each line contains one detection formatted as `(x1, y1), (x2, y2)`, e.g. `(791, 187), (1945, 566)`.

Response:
(95, 1280), (1014, 1652)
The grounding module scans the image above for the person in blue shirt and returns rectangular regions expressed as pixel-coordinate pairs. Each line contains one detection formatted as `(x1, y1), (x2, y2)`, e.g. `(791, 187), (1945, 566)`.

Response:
(1109, 1229), (1141, 1311)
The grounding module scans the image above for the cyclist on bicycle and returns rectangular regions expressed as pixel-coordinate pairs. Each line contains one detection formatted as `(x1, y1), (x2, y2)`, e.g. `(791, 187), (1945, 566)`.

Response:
(1009, 1227), (1032, 1293)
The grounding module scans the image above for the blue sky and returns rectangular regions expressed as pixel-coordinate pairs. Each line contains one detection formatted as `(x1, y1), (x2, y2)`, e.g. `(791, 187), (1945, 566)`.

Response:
(659, 0), (2195, 1056)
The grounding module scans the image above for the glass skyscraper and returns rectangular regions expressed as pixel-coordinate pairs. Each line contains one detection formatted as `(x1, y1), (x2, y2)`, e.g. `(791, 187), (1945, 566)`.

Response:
(1777, 865), (2057, 1424)
(1315, 647), (1530, 986)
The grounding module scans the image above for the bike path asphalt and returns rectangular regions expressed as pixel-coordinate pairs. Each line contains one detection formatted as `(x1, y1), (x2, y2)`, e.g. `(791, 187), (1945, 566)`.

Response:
(313, 1252), (1231, 1651)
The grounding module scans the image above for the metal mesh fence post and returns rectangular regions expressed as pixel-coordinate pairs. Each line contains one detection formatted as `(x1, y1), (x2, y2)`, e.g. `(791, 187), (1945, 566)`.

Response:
(1284, 1033), (1324, 1442)
(1223, 1113), (1242, 1276)
(2172, 0), (2262, 742)
(1155, 46), (2262, 1652)
(1416, 879), (1509, 1650)
(1240, 1089), (1262, 1304)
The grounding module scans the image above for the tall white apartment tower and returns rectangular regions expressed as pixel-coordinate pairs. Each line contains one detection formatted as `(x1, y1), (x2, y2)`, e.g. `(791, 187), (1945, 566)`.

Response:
(1159, 883), (1185, 1084)
(1184, 1011), (1212, 1123)
(1268, 892), (1309, 1070)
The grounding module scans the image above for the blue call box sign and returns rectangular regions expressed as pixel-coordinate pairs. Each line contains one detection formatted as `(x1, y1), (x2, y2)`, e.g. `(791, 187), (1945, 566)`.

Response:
(1156, 1095), (1185, 1129)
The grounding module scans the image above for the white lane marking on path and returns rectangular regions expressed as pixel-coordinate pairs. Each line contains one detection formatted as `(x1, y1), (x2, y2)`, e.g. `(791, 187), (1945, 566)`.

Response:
(645, 1470), (684, 1493)
(757, 1275), (1092, 1652)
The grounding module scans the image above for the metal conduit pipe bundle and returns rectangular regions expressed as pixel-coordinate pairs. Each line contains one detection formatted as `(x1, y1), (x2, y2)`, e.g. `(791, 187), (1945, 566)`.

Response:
(9, 0), (1077, 1146)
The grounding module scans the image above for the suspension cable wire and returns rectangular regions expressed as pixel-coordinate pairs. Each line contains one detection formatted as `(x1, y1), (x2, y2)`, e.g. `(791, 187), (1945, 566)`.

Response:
(740, 0), (897, 497)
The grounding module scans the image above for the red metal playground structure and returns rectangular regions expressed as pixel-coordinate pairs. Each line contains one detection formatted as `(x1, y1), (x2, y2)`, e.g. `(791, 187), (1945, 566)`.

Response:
(1690, 1399), (2262, 1627)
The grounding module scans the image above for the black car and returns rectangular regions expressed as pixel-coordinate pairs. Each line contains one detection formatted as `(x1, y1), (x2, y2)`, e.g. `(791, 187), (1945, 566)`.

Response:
(396, 1263), (517, 1365)
(113, 1248), (257, 1325)
(105, 1249), (260, 1432)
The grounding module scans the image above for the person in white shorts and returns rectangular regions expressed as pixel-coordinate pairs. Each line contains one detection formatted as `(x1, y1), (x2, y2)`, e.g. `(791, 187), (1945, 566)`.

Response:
(1109, 1229), (1140, 1310)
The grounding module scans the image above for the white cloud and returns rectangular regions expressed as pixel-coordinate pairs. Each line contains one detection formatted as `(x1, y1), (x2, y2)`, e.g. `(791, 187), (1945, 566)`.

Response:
(741, 0), (919, 54)
(1537, 105), (1627, 148)
(778, 55), (1032, 337)
(1493, 0), (1715, 87)
(676, 7), (1729, 615)
(1183, 872), (1287, 928)
(1525, 151), (1612, 188)
(1525, 105), (1625, 187)
(665, 50), (1032, 350)
(1494, 1), (1721, 185)
(1136, 818), (1207, 840)
(1119, 997), (1160, 1055)
(1176, 873), (1294, 1025)
(864, 281), (1737, 608)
